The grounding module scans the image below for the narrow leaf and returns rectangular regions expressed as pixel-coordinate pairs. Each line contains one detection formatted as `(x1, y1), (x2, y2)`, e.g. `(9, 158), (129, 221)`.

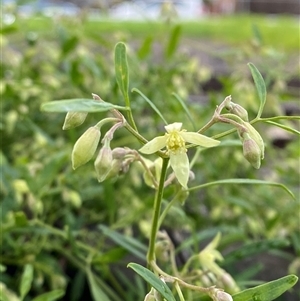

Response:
(40, 99), (127, 112)
(138, 36), (153, 59)
(20, 264), (33, 300)
(188, 178), (295, 199)
(132, 88), (168, 124)
(127, 263), (176, 301)
(248, 63), (266, 118)
(99, 225), (147, 260)
(86, 266), (110, 301)
(172, 93), (196, 130)
(31, 289), (65, 301)
(114, 42), (129, 103)
(166, 25), (181, 59)
(265, 120), (300, 135)
(233, 274), (298, 301)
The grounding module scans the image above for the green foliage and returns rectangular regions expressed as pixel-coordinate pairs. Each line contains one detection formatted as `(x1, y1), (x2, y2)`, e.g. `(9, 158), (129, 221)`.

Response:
(1, 7), (299, 301)
(232, 275), (298, 301)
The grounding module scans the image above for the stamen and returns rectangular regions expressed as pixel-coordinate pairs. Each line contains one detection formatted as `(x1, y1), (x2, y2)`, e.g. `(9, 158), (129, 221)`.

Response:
(166, 131), (186, 154)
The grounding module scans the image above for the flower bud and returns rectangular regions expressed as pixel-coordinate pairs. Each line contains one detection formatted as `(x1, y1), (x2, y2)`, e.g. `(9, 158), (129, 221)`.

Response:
(242, 132), (262, 169)
(241, 122), (265, 160)
(72, 126), (101, 170)
(215, 290), (233, 301)
(227, 103), (249, 122)
(94, 139), (113, 182)
(220, 273), (240, 294)
(63, 112), (88, 130)
(155, 240), (169, 262)
(209, 288), (233, 301)
(112, 147), (129, 160)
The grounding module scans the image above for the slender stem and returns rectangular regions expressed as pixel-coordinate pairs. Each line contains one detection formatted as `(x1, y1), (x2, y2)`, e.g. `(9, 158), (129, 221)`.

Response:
(124, 121), (148, 144)
(151, 260), (212, 293)
(175, 281), (186, 301)
(95, 117), (120, 129)
(147, 157), (169, 265)
(197, 117), (217, 134)
(125, 94), (138, 132)
(124, 121), (169, 158)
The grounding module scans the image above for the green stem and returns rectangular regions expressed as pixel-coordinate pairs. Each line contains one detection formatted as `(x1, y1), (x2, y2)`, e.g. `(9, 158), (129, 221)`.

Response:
(125, 97), (138, 132)
(151, 260), (211, 293)
(175, 281), (186, 301)
(147, 157), (169, 265)
(124, 121), (148, 144)
(197, 117), (217, 134)
(124, 121), (169, 158)
(158, 191), (181, 228)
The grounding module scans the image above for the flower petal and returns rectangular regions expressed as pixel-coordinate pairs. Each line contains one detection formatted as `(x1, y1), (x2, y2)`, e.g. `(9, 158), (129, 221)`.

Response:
(170, 152), (189, 188)
(165, 122), (182, 133)
(139, 136), (167, 154)
(181, 132), (220, 148)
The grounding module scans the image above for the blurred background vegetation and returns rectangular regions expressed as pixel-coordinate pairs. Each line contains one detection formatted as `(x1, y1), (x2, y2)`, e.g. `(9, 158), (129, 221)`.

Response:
(1, 0), (299, 300)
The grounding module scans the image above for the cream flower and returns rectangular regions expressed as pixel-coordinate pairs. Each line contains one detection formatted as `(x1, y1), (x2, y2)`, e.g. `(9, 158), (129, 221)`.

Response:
(139, 122), (220, 188)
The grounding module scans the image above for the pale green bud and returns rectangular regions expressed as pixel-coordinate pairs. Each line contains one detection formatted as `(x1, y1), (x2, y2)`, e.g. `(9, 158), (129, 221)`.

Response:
(105, 159), (122, 180)
(242, 132), (262, 169)
(72, 126), (101, 170)
(227, 103), (249, 122)
(155, 241), (169, 262)
(63, 112), (88, 130)
(241, 122), (265, 160)
(94, 139), (113, 182)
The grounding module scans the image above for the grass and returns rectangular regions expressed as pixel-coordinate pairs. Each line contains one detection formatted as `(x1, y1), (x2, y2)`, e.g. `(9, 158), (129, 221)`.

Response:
(16, 14), (299, 52)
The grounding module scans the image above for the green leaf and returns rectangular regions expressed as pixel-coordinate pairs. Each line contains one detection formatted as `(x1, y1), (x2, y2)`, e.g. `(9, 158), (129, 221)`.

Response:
(132, 88), (168, 125)
(86, 266), (110, 301)
(165, 25), (182, 59)
(61, 35), (79, 56)
(248, 63), (266, 119)
(99, 225), (147, 260)
(233, 274), (298, 301)
(31, 289), (65, 301)
(19, 264), (33, 300)
(40, 99), (127, 113)
(188, 178), (295, 199)
(114, 42), (129, 104)
(172, 93), (196, 130)
(251, 24), (263, 46)
(127, 263), (176, 301)
(265, 120), (300, 135)
(138, 36), (154, 59)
